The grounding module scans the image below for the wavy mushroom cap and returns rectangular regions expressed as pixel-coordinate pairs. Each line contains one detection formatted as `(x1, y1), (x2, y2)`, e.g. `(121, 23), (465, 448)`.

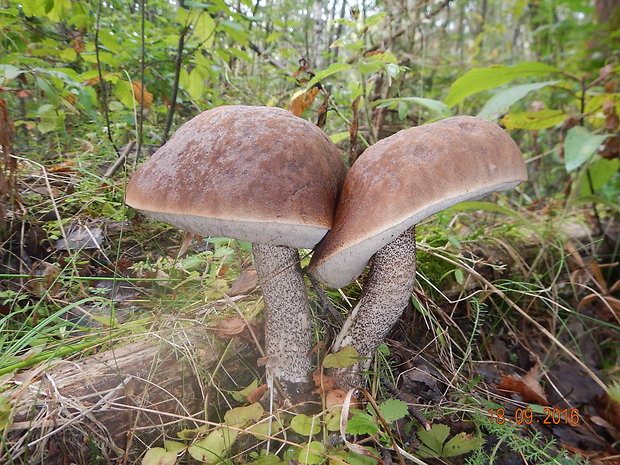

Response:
(309, 116), (527, 288)
(126, 105), (347, 249)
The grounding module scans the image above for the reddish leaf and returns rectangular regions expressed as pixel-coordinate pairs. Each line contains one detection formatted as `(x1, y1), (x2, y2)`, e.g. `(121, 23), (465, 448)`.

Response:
(312, 369), (336, 393)
(131, 81), (153, 107)
(497, 364), (549, 405)
(247, 384), (268, 403)
(325, 389), (348, 409)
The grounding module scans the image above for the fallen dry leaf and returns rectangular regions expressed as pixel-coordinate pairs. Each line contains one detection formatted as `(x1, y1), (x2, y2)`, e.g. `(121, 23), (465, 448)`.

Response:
(228, 268), (258, 296)
(312, 369), (336, 394)
(325, 389), (348, 409)
(177, 231), (202, 258)
(247, 384), (268, 403)
(212, 316), (246, 338)
(497, 363), (549, 405)
(309, 341), (326, 355)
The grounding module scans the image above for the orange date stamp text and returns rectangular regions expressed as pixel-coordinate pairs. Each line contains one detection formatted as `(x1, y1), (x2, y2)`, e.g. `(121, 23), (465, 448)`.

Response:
(488, 408), (581, 425)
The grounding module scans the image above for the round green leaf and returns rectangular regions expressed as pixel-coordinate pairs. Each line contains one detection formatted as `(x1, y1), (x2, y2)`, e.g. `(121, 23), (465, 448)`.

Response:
(290, 414), (321, 436)
(141, 447), (178, 465)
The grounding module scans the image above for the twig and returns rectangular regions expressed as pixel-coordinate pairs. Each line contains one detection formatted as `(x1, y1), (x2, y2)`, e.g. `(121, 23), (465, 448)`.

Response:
(94, 0), (120, 156)
(162, 0), (189, 144)
(248, 42), (288, 71)
(307, 274), (344, 326)
(103, 141), (136, 178)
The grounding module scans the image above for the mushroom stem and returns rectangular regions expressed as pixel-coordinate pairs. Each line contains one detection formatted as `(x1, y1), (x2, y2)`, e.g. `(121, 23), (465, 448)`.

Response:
(331, 227), (416, 389)
(253, 244), (313, 401)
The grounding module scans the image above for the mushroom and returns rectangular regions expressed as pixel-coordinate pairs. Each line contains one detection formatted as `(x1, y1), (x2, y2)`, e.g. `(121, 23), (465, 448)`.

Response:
(126, 105), (346, 401)
(309, 116), (527, 389)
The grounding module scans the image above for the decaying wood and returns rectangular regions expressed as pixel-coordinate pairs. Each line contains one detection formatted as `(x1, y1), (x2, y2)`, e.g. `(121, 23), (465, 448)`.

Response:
(3, 327), (222, 465)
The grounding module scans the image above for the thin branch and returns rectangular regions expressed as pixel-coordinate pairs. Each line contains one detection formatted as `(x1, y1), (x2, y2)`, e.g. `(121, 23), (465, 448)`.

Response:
(94, 0), (120, 156)
(162, 1), (189, 144)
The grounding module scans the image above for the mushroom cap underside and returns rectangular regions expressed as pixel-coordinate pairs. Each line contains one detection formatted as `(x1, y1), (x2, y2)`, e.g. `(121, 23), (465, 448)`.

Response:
(309, 115), (527, 288)
(126, 105), (347, 249)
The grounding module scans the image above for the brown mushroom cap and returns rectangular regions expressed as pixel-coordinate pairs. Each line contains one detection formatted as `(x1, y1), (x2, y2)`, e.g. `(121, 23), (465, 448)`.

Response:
(126, 105), (346, 248)
(309, 116), (527, 288)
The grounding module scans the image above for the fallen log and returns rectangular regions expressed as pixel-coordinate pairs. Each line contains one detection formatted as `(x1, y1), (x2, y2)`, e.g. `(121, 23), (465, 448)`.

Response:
(3, 327), (223, 465)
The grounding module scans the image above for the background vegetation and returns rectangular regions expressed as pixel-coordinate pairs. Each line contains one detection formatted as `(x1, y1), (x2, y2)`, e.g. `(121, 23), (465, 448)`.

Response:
(0, 0), (618, 464)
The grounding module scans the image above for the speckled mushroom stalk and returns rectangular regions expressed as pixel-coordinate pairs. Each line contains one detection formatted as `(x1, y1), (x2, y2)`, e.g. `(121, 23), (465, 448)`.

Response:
(330, 228), (416, 388)
(125, 105), (346, 403)
(253, 244), (313, 398)
(309, 116), (528, 390)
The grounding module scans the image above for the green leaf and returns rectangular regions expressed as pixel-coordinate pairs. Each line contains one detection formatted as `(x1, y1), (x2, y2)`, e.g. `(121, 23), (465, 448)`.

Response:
(445, 62), (560, 107)
(38, 109), (59, 133)
(417, 423), (451, 457)
(195, 13), (215, 46)
(47, 0), (71, 22)
(376, 399), (408, 423)
(220, 20), (248, 46)
(0, 395), (11, 430)
(114, 80), (135, 109)
(306, 63), (351, 90)
(290, 414), (321, 436)
(346, 413), (379, 435)
(231, 379), (259, 402)
(223, 402), (263, 427)
(324, 408), (341, 431)
(0, 64), (22, 83)
(348, 448), (379, 465)
(609, 381), (620, 404)
(164, 441), (186, 453)
(187, 67), (205, 101)
(477, 81), (559, 119)
(441, 433), (485, 457)
(365, 12), (385, 28)
(502, 109), (567, 130)
(375, 97), (452, 118)
(21, 0), (47, 17)
(329, 131), (349, 144)
(247, 418), (283, 438)
(357, 60), (383, 76)
(323, 345), (358, 368)
(297, 441), (325, 465)
(564, 126), (612, 172)
(177, 425), (208, 440)
(251, 454), (286, 465)
(188, 429), (235, 463)
(141, 447), (178, 465)
(580, 157), (620, 195)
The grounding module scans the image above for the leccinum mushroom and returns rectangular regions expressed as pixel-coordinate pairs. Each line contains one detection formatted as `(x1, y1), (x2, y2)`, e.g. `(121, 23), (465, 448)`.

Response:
(309, 116), (527, 388)
(126, 105), (346, 401)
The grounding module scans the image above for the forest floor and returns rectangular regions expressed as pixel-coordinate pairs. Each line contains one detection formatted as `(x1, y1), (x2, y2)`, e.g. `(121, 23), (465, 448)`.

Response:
(1, 151), (619, 465)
